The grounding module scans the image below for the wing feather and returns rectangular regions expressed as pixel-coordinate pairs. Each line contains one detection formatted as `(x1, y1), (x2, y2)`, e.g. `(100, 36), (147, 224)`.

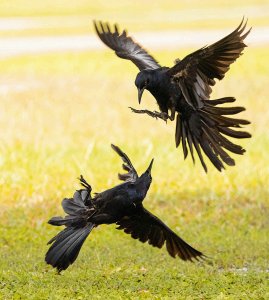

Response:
(111, 144), (138, 182)
(94, 21), (161, 71)
(116, 207), (205, 261)
(168, 18), (251, 108)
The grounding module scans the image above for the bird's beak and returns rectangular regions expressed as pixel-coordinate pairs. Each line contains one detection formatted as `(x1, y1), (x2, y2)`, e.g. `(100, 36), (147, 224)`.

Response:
(146, 159), (154, 174)
(138, 87), (145, 104)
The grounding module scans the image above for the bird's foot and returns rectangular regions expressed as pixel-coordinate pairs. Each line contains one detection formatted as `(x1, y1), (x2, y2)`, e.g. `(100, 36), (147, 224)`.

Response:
(129, 107), (158, 118)
(152, 111), (169, 122)
(79, 175), (92, 192)
(129, 107), (168, 122)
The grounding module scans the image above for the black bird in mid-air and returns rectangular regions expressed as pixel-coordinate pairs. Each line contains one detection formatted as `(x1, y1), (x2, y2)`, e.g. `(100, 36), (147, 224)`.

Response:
(94, 19), (251, 172)
(45, 145), (205, 272)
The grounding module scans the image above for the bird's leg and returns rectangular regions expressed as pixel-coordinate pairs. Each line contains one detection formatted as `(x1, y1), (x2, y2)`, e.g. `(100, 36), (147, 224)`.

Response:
(129, 107), (160, 119)
(129, 107), (169, 122)
(162, 99), (176, 122)
(168, 106), (176, 121)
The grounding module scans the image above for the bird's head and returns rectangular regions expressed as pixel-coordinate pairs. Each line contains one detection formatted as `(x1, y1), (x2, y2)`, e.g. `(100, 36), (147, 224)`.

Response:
(136, 158), (154, 199)
(135, 70), (154, 104)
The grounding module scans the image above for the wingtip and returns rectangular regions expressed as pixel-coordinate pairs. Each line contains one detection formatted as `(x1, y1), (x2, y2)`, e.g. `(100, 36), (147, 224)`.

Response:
(114, 23), (120, 33)
(111, 143), (118, 152)
(201, 253), (213, 263)
(239, 16), (247, 28)
(237, 16), (251, 39)
(111, 144), (124, 157)
(218, 165), (225, 172)
(201, 163), (208, 173)
(93, 19), (99, 30)
(93, 19), (119, 34)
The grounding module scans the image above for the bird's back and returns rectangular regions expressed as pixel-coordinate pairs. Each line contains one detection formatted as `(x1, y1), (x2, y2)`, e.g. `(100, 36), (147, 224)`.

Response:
(93, 182), (138, 217)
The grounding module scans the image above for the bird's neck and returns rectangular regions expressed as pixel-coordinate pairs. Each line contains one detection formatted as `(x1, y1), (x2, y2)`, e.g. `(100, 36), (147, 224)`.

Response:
(134, 182), (150, 203)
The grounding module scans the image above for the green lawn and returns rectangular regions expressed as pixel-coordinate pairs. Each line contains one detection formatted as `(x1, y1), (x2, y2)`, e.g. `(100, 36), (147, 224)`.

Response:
(0, 2), (269, 298)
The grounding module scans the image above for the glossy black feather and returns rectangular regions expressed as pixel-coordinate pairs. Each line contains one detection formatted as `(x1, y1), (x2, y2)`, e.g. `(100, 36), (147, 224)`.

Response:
(168, 18), (251, 108)
(94, 21), (160, 71)
(111, 144), (138, 182)
(116, 208), (204, 261)
(46, 225), (94, 272)
(46, 146), (205, 271)
(95, 19), (251, 172)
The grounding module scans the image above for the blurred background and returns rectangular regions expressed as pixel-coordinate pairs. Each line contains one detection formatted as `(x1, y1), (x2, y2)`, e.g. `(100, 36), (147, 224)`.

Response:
(0, 1), (268, 298)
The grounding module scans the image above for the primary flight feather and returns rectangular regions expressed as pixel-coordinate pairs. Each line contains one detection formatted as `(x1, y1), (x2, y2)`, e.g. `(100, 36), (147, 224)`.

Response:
(45, 145), (205, 272)
(94, 19), (251, 172)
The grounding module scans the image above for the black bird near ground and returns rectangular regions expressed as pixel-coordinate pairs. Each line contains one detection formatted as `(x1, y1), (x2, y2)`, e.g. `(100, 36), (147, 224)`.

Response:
(94, 19), (251, 172)
(45, 145), (205, 272)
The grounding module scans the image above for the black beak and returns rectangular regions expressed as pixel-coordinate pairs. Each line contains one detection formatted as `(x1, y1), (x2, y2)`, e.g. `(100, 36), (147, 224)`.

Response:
(138, 87), (145, 104)
(146, 159), (154, 174)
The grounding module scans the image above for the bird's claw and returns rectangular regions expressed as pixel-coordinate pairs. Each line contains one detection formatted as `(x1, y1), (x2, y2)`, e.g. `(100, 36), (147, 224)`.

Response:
(153, 111), (169, 122)
(129, 107), (143, 114)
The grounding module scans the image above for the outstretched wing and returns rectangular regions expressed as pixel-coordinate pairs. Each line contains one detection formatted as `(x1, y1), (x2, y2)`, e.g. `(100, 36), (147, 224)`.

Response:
(116, 207), (205, 261)
(167, 18), (251, 108)
(111, 144), (138, 183)
(94, 20), (161, 71)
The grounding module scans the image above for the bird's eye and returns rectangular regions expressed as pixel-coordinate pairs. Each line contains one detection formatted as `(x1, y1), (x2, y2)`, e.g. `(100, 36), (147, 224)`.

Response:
(145, 79), (150, 85)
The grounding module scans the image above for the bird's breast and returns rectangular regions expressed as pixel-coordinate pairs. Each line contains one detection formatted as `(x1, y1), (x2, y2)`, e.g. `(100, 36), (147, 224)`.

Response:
(148, 71), (182, 112)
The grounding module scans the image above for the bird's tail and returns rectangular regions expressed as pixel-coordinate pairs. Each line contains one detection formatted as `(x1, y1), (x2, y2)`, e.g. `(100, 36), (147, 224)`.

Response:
(175, 97), (251, 172)
(45, 177), (96, 272)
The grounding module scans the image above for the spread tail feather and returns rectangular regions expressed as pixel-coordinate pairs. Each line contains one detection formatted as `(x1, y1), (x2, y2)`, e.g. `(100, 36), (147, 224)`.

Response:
(46, 179), (96, 272)
(175, 97), (251, 172)
(45, 224), (94, 272)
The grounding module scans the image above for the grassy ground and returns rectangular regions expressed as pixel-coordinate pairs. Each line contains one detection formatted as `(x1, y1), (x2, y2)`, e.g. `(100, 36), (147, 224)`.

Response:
(1, 2), (269, 299)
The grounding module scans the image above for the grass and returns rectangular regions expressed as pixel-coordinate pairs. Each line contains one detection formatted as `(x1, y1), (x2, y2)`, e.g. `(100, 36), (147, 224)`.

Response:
(0, 3), (269, 298)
